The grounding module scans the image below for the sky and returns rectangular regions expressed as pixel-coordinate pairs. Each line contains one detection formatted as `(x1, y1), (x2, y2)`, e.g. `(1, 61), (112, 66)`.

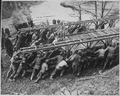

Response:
(30, 0), (92, 25)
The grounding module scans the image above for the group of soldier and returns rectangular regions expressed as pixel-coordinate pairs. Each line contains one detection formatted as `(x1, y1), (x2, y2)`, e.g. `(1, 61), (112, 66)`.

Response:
(6, 42), (119, 83)
(1, 20), (119, 83)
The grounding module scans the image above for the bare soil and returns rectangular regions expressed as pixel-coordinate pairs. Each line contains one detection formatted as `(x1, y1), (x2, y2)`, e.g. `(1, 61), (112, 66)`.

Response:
(1, 49), (119, 95)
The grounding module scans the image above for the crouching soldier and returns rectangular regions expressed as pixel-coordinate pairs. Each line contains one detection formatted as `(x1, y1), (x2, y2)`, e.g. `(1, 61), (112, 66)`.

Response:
(50, 59), (68, 80)
(7, 52), (22, 81)
(35, 59), (49, 83)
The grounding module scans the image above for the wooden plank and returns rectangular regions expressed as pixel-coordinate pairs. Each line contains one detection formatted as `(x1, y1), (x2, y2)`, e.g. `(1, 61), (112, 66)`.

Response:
(74, 44), (86, 51)
(97, 32), (106, 36)
(92, 32), (103, 37)
(20, 16), (119, 32)
(104, 30), (114, 35)
(89, 33), (98, 38)
(109, 28), (118, 33)
(64, 27), (118, 38)
(80, 34), (91, 39)
(87, 33), (95, 38)
(100, 29), (109, 34)
(70, 44), (79, 51)
(21, 35), (119, 53)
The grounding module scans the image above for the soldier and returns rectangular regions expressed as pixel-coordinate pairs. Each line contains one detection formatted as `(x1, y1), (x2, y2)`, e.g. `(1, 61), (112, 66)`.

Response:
(35, 59), (49, 83)
(113, 43), (119, 66)
(25, 52), (37, 66)
(48, 51), (63, 65)
(7, 51), (22, 81)
(25, 31), (33, 46)
(15, 32), (26, 50)
(50, 59), (68, 80)
(94, 46), (108, 69)
(69, 50), (81, 76)
(13, 55), (27, 80)
(57, 20), (60, 24)
(52, 19), (56, 25)
(4, 35), (14, 58)
(5, 28), (11, 37)
(103, 44), (117, 69)
(40, 28), (49, 42)
(30, 52), (46, 80)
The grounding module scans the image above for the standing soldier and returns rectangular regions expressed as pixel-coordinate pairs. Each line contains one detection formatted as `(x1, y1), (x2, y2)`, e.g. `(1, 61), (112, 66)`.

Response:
(5, 28), (11, 37)
(52, 19), (56, 25)
(57, 20), (60, 24)
(103, 44), (117, 69)
(4, 35), (14, 58)
(15, 32), (26, 50)
(7, 51), (22, 81)
(94, 46), (108, 69)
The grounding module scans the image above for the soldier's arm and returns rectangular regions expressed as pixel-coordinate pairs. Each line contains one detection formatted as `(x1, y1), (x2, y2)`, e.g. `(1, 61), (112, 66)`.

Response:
(105, 46), (109, 51)
(94, 50), (99, 54)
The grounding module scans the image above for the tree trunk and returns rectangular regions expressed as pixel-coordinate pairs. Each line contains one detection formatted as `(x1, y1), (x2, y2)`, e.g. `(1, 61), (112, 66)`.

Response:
(78, 5), (81, 20)
(95, 1), (98, 29)
(15, 2), (18, 10)
(100, 1), (105, 29)
(101, 1), (104, 18)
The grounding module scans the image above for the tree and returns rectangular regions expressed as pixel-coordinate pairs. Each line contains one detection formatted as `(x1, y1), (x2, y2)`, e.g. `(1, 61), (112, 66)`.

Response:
(61, 0), (119, 29)
(60, 0), (86, 20)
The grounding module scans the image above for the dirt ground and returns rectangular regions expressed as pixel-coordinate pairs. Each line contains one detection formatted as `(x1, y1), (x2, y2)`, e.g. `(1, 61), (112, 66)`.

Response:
(1, 49), (119, 95)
